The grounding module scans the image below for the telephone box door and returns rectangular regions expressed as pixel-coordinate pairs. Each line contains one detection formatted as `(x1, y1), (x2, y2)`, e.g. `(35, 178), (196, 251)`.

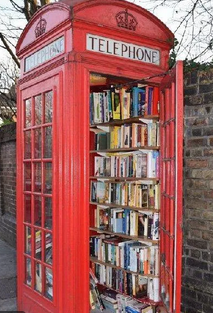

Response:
(159, 61), (183, 313)
(17, 75), (61, 313)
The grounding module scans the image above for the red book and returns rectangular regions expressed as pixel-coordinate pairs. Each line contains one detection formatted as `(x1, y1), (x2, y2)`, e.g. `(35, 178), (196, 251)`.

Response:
(152, 87), (160, 115)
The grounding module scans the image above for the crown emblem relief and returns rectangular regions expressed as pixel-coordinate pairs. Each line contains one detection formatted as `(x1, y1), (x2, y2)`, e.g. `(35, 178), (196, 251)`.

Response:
(116, 9), (138, 31)
(35, 17), (47, 38)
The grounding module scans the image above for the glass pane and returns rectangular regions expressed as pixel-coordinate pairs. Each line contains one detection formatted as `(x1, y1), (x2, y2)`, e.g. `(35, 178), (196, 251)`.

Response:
(44, 163), (52, 194)
(25, 258), (32, 287)
(35, 263), (42, 293)
(45, 267), (53, 300)
(25, 98), (32, 128)
(34, 128), (42, 159)
(44, 127), (52, 158)
(24, 162), (31, 191)
(35, 95), (42, 125)
(34, 163), (42, 193)
(24, 131), (31, 159)
(35, 229), (42, 260)
(25, 226), (31, 255)
(45, 91), (53, 123)
(45, 197), (52, 229)
(45, 233), (52, 265)
(24, 194), (31, 223)
(34, 195), (42, 227)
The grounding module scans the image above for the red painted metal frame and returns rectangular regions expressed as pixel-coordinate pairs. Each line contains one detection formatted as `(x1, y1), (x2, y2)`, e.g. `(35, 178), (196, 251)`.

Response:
(159, 61), (183, 313)
(17, 76), (61, 313)
(16, 1), (183, 312)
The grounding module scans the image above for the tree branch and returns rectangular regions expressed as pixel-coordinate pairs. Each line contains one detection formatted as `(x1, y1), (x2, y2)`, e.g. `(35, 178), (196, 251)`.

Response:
(0, 33), (20, 68)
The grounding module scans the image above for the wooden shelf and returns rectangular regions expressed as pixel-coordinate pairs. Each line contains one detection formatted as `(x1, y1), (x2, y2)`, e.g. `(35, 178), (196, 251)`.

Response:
(90, 309), (112, 313)
(89, 227), (159, 244)
(89, 202), (159, 213)
(94, 282), (162, 307)
(90, 256), (158, 278)
(90, 116), (159, 128)
(90, 176), (159, 182)
(90, 146), (159, 153)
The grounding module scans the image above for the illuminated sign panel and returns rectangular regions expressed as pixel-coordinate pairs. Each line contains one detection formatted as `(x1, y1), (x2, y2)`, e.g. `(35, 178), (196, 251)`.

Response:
(24, 36), (64, 72)
(86, 34), (160, 65)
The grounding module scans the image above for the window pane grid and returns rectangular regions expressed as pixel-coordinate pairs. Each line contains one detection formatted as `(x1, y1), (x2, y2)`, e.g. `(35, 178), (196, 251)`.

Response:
(23, 91), (53, 301)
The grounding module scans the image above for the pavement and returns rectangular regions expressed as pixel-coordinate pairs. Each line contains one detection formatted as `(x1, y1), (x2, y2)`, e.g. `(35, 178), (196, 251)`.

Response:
(0, 239), (17, 311)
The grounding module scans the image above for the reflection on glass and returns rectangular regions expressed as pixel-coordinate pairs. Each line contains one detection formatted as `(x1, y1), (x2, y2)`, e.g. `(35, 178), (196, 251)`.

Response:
(34, 195), (42, 227)
(35, 229), (42, 260)
(44, 127), (52, 158)
(24, 162), (31, 191)
(25, 226), (31, 255)
(34, 162), (42, 192)
(35, 95), (42, 125)
(45, 232), (52, 265)
(25, 258), (32, 287)
(35, 263), (42, 293)
(44, 197), (52, 229)
(34, 128), (42, 159)
(44, 163), (52, 194)
(25, 98), (32, 128)
(24, 131), (31, 159)
(45, 91), (53, 123)
(45, 267), (53, 300)
(24, 194), (31, 223)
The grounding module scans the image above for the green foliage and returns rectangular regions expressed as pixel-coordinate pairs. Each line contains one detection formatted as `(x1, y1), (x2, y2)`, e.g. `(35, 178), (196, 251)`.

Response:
(167, 36), (213, 73)
(0, 119), (14, 127)
(168, 38), (179, 69)
(183, 59), (213, 73)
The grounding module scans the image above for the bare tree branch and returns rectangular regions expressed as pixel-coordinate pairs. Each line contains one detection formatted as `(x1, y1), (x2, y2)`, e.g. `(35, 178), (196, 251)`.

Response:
(0, 32), (20, 68)
(0, 0), (53, 123)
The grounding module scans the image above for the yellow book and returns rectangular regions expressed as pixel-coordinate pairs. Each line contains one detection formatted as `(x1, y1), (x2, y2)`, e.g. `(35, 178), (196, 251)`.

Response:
(113, 126), (120, 149)
(112, 89), (121, 120)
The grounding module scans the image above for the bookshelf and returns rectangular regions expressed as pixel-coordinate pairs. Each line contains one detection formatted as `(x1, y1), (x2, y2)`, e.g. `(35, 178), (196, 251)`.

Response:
(89, 73), (160, 313)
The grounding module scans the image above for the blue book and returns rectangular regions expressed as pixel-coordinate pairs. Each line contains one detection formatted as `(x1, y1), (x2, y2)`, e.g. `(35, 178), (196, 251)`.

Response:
(132, 87), (138, 117)
(148, 86), (154, 115)
(138, 89), (146, 116)
(90, 93), (94, 124)
(125, 307), (140, 313)
(132, 87), (146, 117)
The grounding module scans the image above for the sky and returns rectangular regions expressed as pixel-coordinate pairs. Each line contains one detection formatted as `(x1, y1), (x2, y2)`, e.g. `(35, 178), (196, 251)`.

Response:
(0, 0), (212, 63)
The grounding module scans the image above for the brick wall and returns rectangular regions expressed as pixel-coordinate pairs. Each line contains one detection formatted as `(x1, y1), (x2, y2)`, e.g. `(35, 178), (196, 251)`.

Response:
(183, 69), (213, 312)
(0, 123), (16, 247)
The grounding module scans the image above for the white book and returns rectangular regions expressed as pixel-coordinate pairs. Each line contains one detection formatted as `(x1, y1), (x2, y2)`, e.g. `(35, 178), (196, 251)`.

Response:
(153, 277), (160, 302)
(93, 92), (102, 124)
(111, 156), (115, 177)
(155, 246), (160, 276)
(152, 212), (159, 240)
(155, 184), (160, 210)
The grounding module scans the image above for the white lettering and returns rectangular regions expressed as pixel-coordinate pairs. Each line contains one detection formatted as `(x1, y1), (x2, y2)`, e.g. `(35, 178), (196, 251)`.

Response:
(86, 34), (160, 65)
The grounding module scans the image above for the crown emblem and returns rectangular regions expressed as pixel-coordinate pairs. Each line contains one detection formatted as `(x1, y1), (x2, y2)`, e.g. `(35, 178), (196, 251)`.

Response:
(35, 17), (47, 38)
(116, 9), (138, 31)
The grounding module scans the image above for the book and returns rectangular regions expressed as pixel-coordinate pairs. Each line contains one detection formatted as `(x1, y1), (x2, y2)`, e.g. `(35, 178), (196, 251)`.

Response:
(120, 87), (130, 120)
(138, 213), (148, 237)
(90, 279), (105, 311)
(100, 294), (118, 312)
(112, 208), (124, 233)
(152, 86), (160, 115)
(112, 89), (121, 120)
(96, 206), (110, 230)
(132, 87), (146, 117)
(116, 294), (132, 313)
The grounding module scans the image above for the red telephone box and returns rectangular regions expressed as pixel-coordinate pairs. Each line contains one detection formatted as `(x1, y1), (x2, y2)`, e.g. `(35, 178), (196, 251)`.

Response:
(16, 1), (183, 312)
